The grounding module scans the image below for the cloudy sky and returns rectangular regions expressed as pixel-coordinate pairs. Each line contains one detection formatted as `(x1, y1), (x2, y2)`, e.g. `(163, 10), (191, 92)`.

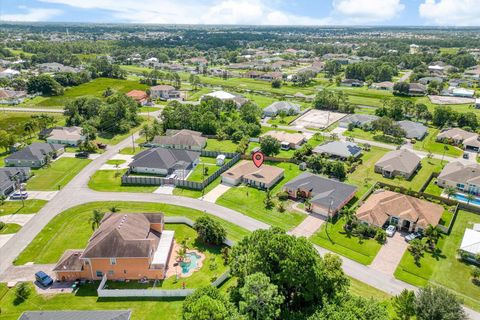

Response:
(0, 0), (479, 26)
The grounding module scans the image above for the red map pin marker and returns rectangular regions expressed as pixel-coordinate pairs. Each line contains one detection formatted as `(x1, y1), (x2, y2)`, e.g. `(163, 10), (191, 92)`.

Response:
(252, 151), (265, 168)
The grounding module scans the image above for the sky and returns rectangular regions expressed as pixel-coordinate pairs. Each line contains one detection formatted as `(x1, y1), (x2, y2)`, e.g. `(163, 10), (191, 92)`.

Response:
(0, 0), (479, 26)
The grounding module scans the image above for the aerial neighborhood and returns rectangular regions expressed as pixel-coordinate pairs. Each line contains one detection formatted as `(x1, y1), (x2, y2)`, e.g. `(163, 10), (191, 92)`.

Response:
(0, 17), (480, 320)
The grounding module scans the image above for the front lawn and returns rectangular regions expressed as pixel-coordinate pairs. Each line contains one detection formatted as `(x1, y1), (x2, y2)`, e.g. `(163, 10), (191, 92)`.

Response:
(27, 158), (91, 190)
(119, 146), (145, 155)
(105, 159), (126, 165)
(204, 139), (239, 153)
(0, 200), (47, 216)
(0, 223), (21, 234)
(413, 128), (463, 158)
(14, 201), (250, 266)
(394, 210), (480, 311)
(173, 175), (222, 199)
(424, 179), (444, 196)
(88, 169), (157, 193)
(216, 162), (307, 231)
(310, 217), (382, 265)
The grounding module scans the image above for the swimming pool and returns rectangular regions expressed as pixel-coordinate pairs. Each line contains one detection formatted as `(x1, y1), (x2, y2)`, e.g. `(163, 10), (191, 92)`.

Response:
(180, 252), (201, 274)
(452, 193), (480, 206)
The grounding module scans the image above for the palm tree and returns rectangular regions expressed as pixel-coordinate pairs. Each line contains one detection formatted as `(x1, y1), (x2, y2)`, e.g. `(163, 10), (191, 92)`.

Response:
(424, 224), (441, 249)
(140, 124), (152, 142)
(109, 206), (119, 213)
(89, 209), (104, 230)
(444, 186), (457, 199)
(467, 193), (476, 205)
(24, 121), (36, 139)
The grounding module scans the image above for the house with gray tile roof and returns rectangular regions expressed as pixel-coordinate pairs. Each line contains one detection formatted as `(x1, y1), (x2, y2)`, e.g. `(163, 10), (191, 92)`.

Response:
(338, 114), (379, 128)
(129, 147), (200, 176)
(283, 172), (357, 217)
(4, 142), (64, 168)
(437, 161), (480, 194)
(375, 149), (421, 179)
(263, 101), (301, 117)
(150, 129), (206, 151)
(313, 141), (362, 159)
(18, 310), (131, 320)
(396, 120), (427, 140)
(0, 167), (31, 196)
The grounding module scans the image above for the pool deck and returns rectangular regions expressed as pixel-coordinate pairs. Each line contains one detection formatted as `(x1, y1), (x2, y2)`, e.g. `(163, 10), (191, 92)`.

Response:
(165, 242), (205, 279)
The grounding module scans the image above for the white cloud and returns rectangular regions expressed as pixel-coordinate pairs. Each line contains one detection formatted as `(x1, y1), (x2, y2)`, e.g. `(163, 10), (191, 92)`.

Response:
(333, 0), (405, 24)
(419, 0), (480, 26)
(2, 7), (61, 22)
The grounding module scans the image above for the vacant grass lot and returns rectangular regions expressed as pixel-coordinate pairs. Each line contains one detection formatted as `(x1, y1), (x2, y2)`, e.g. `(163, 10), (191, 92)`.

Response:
(216, 162), (306, 230)
(310, 217), (382, 265)
(173, 175), (222, 199)
(88, 169), (157, 193)
(14, 201), (249, 266)
(413, 128), (463, 158)
(204, 139), (239, 153)
(27, 158), (91, 190)
(394, 210), (480, 311)
(0, 112), (64, 137)
(0, 200), (47, 216)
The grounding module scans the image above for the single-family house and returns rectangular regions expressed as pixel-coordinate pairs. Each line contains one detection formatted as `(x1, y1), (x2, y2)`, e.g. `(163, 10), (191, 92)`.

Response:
(437, 161), (480, 194)
(202, 90), (248, 107)
(0, 89), (27, 104)
(221, 161), (284, 189)
(374, 149), (421, 179)
(0, 68), (20, 78)
(338, 114), (379, 129)
(465, 65), (480, 80)
(418, 76), (443, 85)
(150, 85), (181, 100)
(46, 127), (85, 147)
(409, 44), (420, 54)
(370, 81), (394, 91)
(356, 190), (444, 232)
(54, 213), (173, 281)
(340, 79), (364, 87)
(459, 225), (480, 263)
(262, 101), (301, 117)
(451, 87), (475, 98)
(4, 142), (64, 168)
(0, 167), (31, 196)
(37, 62), (78, 73)
(313, 141), (362, 159)
(129, 147), (200, 176)
(126, 90), (149, 105)
(150, 129), (206, 151)
(261, 131), (305, 150)
(408, 83), (427, 96)
(17, 310), (132, 320)
(282, 172), (357, 217)
(436, 128), (480, 151)
(397, 120), (427, 140)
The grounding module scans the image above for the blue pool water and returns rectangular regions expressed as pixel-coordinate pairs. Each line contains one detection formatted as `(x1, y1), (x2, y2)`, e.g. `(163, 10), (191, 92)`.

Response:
(452, 193), (480, 206)
(180, 252), (201, 274)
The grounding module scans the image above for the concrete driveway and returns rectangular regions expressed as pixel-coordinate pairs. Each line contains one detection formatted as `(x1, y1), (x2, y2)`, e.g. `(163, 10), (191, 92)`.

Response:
(370, 232), (408, 275)
(289, 214), (325, 238)
(202, 183), (231, 203)
(0, 264), (56, 283)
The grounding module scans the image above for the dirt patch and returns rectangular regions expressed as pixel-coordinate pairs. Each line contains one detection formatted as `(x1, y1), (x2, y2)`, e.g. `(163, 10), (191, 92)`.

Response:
(291, 109), (347, 129)
(428, 95), (475, 105)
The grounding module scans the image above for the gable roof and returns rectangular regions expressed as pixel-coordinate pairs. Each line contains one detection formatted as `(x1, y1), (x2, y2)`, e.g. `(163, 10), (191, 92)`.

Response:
(397, 120), (427, 139)
(82, 213), (163, 259)
(222, 161), (284, 185)
(283, 172), (357, 211)
(130, 148), (200, 171)
(261, 131), (305, 145)
(47, 127), (84, 142)
(375, 149), (421, 174)
(437, 128), (477, 142)
(356, 190), (444, 229)
(438, 161), (480, 186)
(18, 310), (131, 320)
(5, 143), (64, 162)
(313, 141), (362, 158)
(151, 129), (206, 148)
(53, 249), (84, 272)
(0, 167), (30, 191)
(263, 101), (301, 114)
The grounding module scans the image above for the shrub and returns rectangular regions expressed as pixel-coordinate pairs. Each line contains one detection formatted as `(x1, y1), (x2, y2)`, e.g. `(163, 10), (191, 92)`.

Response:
(193, 216), (226, 245)
(276, 191), (289, 201)
(375, 228), (387, 244)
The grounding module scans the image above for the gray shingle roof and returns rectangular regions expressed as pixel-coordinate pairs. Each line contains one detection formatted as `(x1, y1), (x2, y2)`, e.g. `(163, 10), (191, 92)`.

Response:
(152, 129), (206, 149)
(130, 148), (200, 171)
(5, 143), (64, 162)
(313, 141), (362, 158)
(18, 310), (131, 320)
(263, 101), (301, 115)
(283, 172), (357, 211)
(396, 121), (427, 139)
(375, 149), (421, 174)
(0, 167), (30, 191)
(339, 114), (379, 126)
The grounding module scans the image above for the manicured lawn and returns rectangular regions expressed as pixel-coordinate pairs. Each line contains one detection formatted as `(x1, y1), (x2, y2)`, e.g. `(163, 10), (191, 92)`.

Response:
(216, 162), (307, 231)
(96, 121), (145, 146)
(310, 217), (382, 265)
(88, 169), (157, 193)
(186, 163), (217, 182)
(394, 210), (480, 311)
(267, 114), (299, 126)
(119, 146), (145, 155)
(138, 106), (160, 113)
(0, 112), (64, 137)
(14, 201), (249, 266)
(105, 159), (126, 165)
(0, 223), (21, 234)
(205, 139), (239, 153)
(0, 200), (47, 216)
(413, 128), (463, 158)
(173, 175), (222, 199)
(343, 128), (396, 144)
(0, 282), (183, 320)
(27, 158), (91, 190)
(424, 179), (444, 196)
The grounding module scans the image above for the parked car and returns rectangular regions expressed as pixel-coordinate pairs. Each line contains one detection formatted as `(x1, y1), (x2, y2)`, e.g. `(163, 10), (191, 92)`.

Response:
(35, 271), (53, 287)
(386, 225), (396, 237)
(10, 191), (28, 200)
(75, 151), (89, 158)
(463, 153), (470, 159)
(97, 142), (107, 149)
(405, 232), (422, 242)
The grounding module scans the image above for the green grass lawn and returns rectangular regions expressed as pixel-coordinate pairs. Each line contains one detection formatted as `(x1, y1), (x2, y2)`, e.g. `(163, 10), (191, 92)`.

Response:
(204, 139), (239, 153)
(0, 223), (21, 234)
(413, 128), (463, 158)
(14, 201), (249, 266)
(172, 175), (222, 199)
(424, 179), (444, 196)
(343, 128), (399, 145)
(119, 146), (146, 155)
(0, 200), (47, 216)
(138, 106), (160, 113)
(27, 158), (91, 190)
(310, 217), (382, 265)
(216, 162), (307, 231)
(186, 163), (217, 182)
(88, 169), (157, 193)
(105, 159), (126, 165)
(394, 209), (480, 311)
(0, 112), (64, 137)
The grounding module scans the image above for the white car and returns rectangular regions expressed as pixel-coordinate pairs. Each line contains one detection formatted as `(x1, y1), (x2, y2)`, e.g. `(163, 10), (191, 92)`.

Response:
(386, 225), (396, 237)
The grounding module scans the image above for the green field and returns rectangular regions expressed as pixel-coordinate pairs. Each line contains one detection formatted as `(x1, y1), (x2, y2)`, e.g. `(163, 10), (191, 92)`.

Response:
(26, 158), (91, 190)
(394, 210), (480, 311)
(0, 112), (64, 137)
(0, 200), (47, 216)
(88, 169), (157, 193)
(204, 139), (239, 153)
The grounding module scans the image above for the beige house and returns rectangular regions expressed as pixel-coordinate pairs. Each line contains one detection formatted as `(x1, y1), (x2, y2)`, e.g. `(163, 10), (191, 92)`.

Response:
(150, 129), (206, 151)
(437, 161), (480, 194)
(221, 161), (284, 189)
(46, 126), (85, 147)
(261, 131), (305, 150)
(437, 128), (480, 152)
(356, 190), (444, 232)
(374, 149), (421, 179)
(150, 85), (181, 100)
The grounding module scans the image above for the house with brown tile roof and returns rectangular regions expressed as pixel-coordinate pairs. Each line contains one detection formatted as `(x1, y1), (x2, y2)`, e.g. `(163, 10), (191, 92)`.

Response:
(126, 90), (148, 105)
(437, 128), (480, 152)
(221, 161), (284, 189)
(54, 213), (174, 281)
(150, 129), (206, 151)
(356, 190), (444, 232)
(437, 161), (480, 194)
(261, 130), (305, 150)
(374, 149), (421, 179)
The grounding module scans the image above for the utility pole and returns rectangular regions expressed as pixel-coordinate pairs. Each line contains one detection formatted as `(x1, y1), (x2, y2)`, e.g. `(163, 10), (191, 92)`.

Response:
(131, 134), (135, 153)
